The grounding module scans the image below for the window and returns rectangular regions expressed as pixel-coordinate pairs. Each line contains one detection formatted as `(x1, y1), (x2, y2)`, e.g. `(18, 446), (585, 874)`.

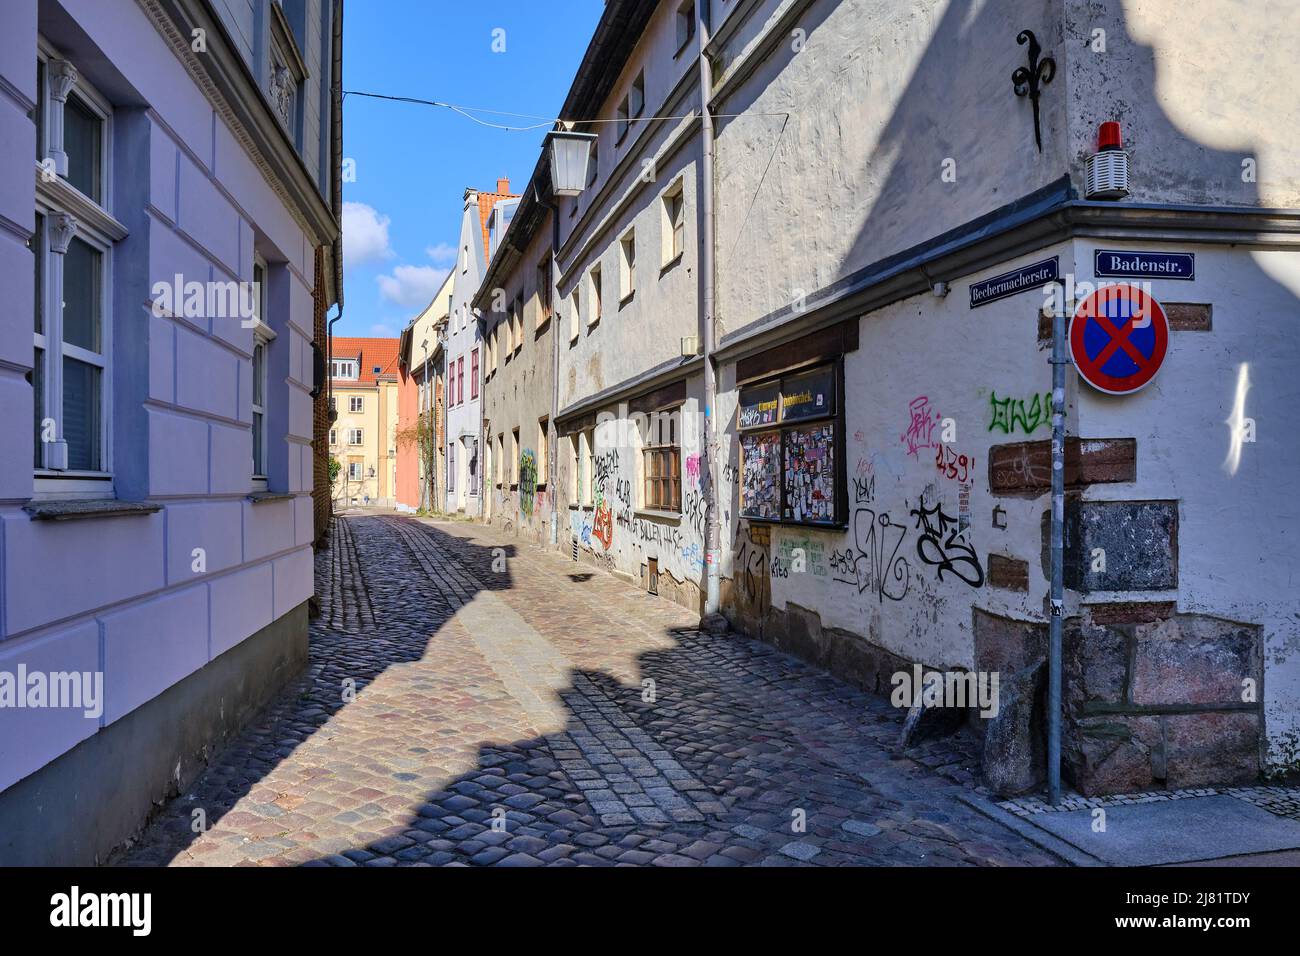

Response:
(461, 244), (469, 273)
(587, 139), (599, 188)
(251, 261), (271, 481)
(620, 229), (636, 302)
(332, 359), (357, 379)
(537, 256), (553, 326)
(589, 264), (602, 325)
(569, 288), (580, 344)
(574, 434), (585, 504)
(512, 295), (524, 352)
(537, 417), (549, 482)
(448, 442), (456, 492)
(676, 1), (697, 54)
(738, 362), (844, 525)
(348, 460), (363, 481)
(643, 407), (681, 512)
(616, 96), (629, 144)
(496, 433), (504, 486)
(583, 429), (596, 507)
(468, 437), (479, 496)
(511, 428), (520, 485)
(32, 51), (115, 482)
(457, 356), (465, 405)
(349, 395), (363, 413)
(329, 429), (337, 446)
(471, 348), (479, 399)
(662, 180), (685, 265)
(348, 428), (363, 445)
(631, 72), (645, 121)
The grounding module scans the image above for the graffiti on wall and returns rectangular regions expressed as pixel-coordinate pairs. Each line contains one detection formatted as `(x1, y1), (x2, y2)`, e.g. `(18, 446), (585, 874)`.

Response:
(910, 494), (984, 588)
(988, 391), (1053, 434)
(828, 474), (911, 602)
(934, 444), (975, 483)
(900, 396), (943, 458)
(519, 450), (538, 517)
(734, 530), (770, 615)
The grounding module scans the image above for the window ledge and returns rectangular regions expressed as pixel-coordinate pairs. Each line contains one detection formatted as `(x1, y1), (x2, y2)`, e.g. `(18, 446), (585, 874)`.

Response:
(635, 508), (681, 522)
(660, 252), (684, 276)
(619, 291), (636, 309)
(247, 491), (294, 504)
(24, 499), (161, 522)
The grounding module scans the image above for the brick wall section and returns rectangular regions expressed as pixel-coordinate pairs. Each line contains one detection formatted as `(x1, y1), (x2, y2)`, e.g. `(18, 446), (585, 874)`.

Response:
(312, 246), (331, 545)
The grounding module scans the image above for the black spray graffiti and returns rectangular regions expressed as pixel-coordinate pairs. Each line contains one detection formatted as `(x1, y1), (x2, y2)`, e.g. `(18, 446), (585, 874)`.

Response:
(909, 494), (985, 588)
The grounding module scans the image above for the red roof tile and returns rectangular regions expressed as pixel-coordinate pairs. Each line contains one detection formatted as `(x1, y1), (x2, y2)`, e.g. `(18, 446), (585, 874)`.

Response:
(332, 336), (401, 385)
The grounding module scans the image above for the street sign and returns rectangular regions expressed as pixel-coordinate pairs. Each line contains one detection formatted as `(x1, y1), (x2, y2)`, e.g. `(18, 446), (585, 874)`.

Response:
(969, 256), (1059, 308)
(1069, 283), (1169, 394)
(1094, 249), (1195, 281)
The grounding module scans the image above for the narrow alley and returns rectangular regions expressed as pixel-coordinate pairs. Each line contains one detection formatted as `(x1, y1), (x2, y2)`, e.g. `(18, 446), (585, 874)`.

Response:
(118, 515), (1059, 867)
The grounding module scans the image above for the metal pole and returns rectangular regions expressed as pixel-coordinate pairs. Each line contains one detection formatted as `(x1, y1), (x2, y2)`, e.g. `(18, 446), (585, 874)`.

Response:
(1048, 294), (1067, 805)
(698, 3), (721, 617)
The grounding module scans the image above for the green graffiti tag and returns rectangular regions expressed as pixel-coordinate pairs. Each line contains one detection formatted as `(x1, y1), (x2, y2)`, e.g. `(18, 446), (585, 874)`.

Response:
(989, 391), (1053, 435)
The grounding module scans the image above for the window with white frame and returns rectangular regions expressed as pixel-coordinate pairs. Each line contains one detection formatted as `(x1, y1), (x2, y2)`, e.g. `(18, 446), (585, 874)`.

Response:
(569, 288), (580, 344)
(348, 428), (363, 445)
(251, 256), (273, 483)
(512, 295), (523, 352)
(329, 428), (337, 446)
(620, 229), (636, 302)
(332, 359), (357, 379)
(662, 180), (685, 265)
(348, 460), (363, 481)
(349, 395), (363, 413)
(32, 45), (118, 486)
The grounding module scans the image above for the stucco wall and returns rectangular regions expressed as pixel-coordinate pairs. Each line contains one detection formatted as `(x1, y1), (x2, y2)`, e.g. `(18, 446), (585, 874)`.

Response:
(0, 0), (315, 795)
(714, 0), (1066, 337)
(482, 213), (557, 543)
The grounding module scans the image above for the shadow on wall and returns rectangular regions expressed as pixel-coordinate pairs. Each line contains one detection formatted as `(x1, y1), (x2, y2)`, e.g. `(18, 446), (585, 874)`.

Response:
(715, 0), (1299, 787)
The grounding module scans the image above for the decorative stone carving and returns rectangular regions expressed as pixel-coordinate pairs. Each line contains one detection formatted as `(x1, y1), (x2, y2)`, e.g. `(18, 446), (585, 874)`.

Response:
(47, 59), (79, 103)
(48, 213), (78, 255)
(270, 65), (294, 126)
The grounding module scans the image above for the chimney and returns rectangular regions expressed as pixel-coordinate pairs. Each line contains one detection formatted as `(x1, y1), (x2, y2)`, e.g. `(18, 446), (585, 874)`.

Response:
(497, 177), (510, 194)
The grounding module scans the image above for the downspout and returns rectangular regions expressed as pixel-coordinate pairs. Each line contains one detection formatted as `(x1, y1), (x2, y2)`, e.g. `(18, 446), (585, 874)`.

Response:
(698, 4), (721, 617)
(1048, 291), (1067, 804)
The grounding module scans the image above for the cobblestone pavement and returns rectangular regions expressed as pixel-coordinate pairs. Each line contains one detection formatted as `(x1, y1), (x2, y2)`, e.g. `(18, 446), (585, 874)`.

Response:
(118, 515), (1062, 867)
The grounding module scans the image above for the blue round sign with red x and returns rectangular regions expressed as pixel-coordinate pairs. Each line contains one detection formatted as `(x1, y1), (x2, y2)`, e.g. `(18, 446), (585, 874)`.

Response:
(1069, 283), (1169, 395)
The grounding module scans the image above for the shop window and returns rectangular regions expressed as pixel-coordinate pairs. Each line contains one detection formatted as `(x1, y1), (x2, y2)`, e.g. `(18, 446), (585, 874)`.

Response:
(737, 361), (843, 525)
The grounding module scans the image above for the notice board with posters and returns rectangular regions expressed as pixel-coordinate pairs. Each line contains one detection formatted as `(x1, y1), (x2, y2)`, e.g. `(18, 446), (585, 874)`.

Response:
(737, 361), (844, 526)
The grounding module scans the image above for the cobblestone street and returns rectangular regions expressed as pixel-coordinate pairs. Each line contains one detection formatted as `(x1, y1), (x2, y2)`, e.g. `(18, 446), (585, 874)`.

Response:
(119, 515), (1061, 867)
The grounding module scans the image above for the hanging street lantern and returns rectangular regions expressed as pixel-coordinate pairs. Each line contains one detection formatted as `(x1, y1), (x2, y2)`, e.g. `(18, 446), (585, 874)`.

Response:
(544, 129), (598, 197)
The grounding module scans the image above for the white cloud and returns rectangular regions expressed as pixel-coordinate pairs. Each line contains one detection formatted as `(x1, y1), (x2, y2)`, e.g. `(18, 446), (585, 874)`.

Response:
(370, 322), (397, 338)
(342, 201), (393, 270)
(425, 242), (458, 266)
(376, 264), (448, 308)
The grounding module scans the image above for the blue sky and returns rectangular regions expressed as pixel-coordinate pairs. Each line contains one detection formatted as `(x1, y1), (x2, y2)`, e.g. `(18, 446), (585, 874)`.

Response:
(338, 0), (605, 338)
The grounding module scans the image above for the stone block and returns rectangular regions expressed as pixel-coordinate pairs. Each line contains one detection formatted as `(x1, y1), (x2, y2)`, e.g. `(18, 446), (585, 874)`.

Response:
(1063, 500), (1177, 592)
(1064, 618), (1129, 710)
(973, 608), (1046, 675)
(987, 553), (1029, 591)
(982, 661), (1046, 796)
(1131, 614), (1260, 707)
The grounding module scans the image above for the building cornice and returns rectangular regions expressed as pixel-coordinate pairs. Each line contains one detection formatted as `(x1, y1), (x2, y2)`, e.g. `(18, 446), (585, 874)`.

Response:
(135, 0), (340, 250)
(716, 192), (1300, 367)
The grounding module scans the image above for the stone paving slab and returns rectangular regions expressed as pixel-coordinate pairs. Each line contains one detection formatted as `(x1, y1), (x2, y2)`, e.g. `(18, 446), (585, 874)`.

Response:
(116, 514), (1060, 867)
(1023, 795), (1300, 866)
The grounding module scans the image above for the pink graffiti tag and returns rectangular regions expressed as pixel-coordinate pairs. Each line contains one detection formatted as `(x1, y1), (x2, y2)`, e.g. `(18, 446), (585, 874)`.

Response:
(900, 396), (942, 458)
(685, 454), (701, 485)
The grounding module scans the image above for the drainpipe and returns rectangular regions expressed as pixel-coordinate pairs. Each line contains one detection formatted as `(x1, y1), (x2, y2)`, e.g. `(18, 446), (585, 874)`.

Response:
(1048, 292), (1067, 804)
(698, 4), (721, 617)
